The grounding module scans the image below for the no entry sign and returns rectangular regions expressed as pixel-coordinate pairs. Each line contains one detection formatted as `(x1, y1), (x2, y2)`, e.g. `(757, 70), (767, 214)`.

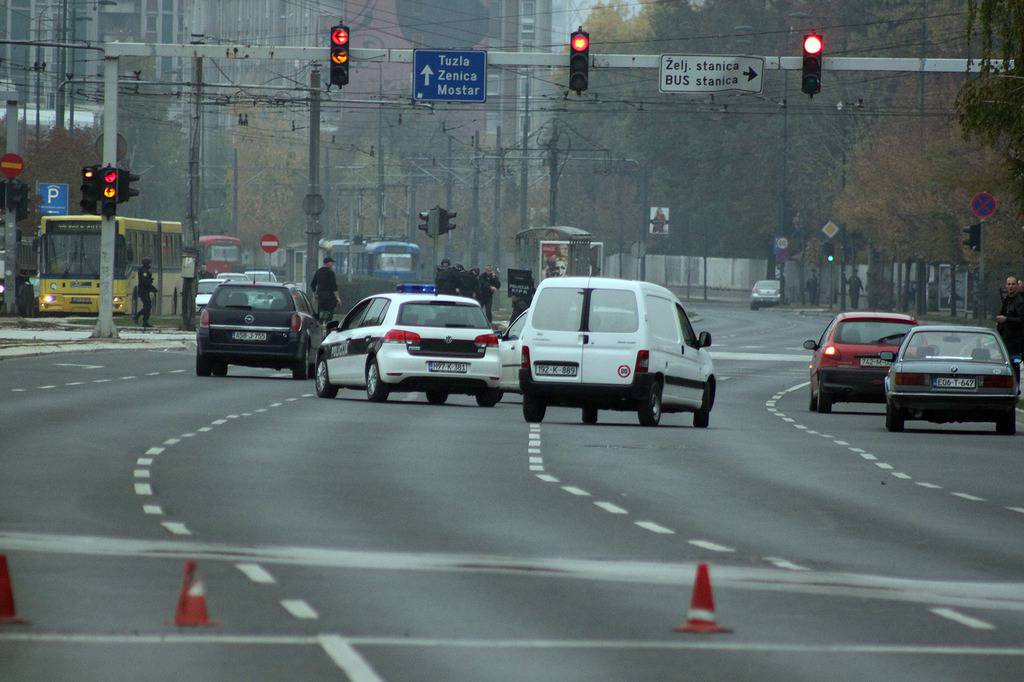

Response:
(259, 233), (280, 254)
(0, 153), (24, 179)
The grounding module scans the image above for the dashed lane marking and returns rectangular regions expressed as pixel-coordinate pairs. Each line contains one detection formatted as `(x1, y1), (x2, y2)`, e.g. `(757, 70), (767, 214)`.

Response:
(163, 438), (180, 445)
(226, 414), (239, 419)
(833, 440), (850, 446)
(860, 453), (878, 461)
(561, 486), (591, 497)
(689, 540), (735, 552)
(536, 474), (560, 483)
(142, 505), (163, 516)
(765, 557), (809, 571)
(529, 457), (543, 464)
(269, 402), (282, 408)
(235, 563), (276, 585)
(120, 376), (136, 380)
(930, 608), (995, 630)
(281, 599), (319, 620)
(875, 463), (894, 470)
(593, 502), (628, 515)
(211, 419), (227, 425)
(146, 372), (161, 376)
(891, 473), (912, 480)
(160, 521), (191, 536)
(145, 447), (164, 456)
(133, 469), (150, 479)
(529, 465), (545, 472)
(952, 493), (986, 502)
(65, 382), (84, 386)
(136, 457), (153, 466)
(168, 369), (186, 374)
(635, 521), (675, 535)
(133, 483), (153, 496)
(37, 385), (56, 389)
(916, 482), (943, 489)
(1006, 507), (1024, 515)
(92, 379), (111, 383)
(181, 433), (195, 438)
(528, 448), (541, 454)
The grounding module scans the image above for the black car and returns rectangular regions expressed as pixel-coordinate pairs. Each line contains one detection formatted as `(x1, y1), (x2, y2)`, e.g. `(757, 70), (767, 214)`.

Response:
(196, 282), (322, 379)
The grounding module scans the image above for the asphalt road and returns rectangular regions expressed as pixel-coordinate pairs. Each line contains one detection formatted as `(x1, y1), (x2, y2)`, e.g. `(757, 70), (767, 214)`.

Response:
(1, 303), (1023, 681)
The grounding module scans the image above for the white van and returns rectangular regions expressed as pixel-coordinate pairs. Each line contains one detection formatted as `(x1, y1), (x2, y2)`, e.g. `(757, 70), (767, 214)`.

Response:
(518, 277), (715, 427)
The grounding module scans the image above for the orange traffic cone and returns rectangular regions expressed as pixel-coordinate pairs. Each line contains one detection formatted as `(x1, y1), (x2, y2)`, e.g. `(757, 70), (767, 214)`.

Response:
(674, 562), (731, 633)
(174, 561), (214, 627)
(0, 554), (27, 625)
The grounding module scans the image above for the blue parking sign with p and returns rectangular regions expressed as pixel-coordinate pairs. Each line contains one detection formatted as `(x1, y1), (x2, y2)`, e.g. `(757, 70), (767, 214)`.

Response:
(38, 182), (69, 216)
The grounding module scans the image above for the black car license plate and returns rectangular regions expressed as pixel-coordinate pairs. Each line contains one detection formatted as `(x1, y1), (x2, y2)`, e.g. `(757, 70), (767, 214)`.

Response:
(232, 331), (268, 342)
(427, 361), (469, 373)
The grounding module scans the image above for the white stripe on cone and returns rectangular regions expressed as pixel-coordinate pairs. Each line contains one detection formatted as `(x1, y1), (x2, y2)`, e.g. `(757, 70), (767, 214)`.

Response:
(686, 609), (717, 622)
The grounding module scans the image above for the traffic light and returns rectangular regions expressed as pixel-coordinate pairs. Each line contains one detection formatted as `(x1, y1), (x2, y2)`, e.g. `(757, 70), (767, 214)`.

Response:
(962, 222), (982, 252)
(418, 209), (434, 237)
(80, 164), (101, 214)
(438, 207), (457, 235)
(1, 180), (29, 221)
(801, 33), (823, 97)
(823, 241), (835, 262)
(329, 23), (350, 88)
(117, 167), (140, 204)
(100, 165), (118, 218)
(569, 27), (590, 95)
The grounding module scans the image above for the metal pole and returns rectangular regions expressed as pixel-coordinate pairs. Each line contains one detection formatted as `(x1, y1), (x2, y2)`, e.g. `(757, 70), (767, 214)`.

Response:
(470, 131), (480, 265)
(519, 75), (530, 233)
(3, 91), (19, 316)
(547, 123), (558, 226)
(376, 66), (385, 239)
(445, 131), (453, 260)
(639, 163), (648, 281)
(156, 220), (164, 315)
(68, 3), (77, 129)
(492, 125), (502, 268)
(182, 53), (202, 330)
(232, 145), (238, 235)
(305, 66), (322, 271)
(34, 14), (41, 145)
(407, 173), (417, 242)
(93, 57), (117, 338)
(54, 0), (67, 130)
(702, 219), (708, 302)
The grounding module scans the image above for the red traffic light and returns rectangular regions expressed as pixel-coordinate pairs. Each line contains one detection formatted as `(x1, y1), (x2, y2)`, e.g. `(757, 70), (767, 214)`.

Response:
(103, 170), (117, 184)
(571, 33), (589, 52)
(803, 34), (823, 55)
(331, 28), (349, 46)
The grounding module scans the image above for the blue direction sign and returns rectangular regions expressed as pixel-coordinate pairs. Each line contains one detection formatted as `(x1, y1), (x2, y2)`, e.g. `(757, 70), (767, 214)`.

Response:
(413, 50), (487, 103)
(37, 182), (69, 216)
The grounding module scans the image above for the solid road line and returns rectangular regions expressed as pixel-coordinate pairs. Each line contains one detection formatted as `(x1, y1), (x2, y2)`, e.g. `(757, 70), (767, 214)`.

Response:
(930, 608), (996, 630)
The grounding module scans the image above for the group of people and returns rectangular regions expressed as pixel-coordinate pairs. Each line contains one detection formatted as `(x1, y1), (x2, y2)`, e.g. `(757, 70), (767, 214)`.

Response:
(435, 260), (502, 322)
(997, 275), (1024, 384)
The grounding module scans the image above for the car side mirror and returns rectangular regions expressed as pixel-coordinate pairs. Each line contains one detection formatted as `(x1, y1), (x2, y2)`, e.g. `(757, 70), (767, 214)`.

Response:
(326, 320), (340, 333)
(697, 331), (711, 348)
(803, 340), (818, 351)
(879, 351), (896, 362)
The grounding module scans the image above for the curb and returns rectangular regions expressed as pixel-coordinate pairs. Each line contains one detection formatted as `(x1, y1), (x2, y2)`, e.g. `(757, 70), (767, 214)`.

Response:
(0, 339), (193, 361)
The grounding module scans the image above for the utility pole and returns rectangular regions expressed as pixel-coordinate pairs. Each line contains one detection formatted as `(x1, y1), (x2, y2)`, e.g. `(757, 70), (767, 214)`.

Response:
(182, 42), (203, 330)
(407, 170), (417, 242)
(519, 75), (531, 234)
(376, 66), (385, 239)
(492, 125), (503, 268)
(54, 0), (67, 130)
(93, 59), (117, 337)
(324, 145), (332, 237)
(639, 162), (648, 280)
(305, 66), (323, 276)
(470, 131), (481, 266)
(68, 2), (78, 128)
(547, 122), (559, 226)
(231, 145), (238, 236)
(3, 83), (19, 317)
(445, 130), (453, 260)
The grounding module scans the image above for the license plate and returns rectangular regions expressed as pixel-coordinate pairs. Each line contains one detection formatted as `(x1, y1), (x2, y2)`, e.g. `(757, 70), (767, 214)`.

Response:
(232, 331), (267, 342)
(427, 361), (469, 373)
(71, 297), (91, 304)
(535, 363), (578, 377)
(933, 376), (976, 389)
(859, 357), (891, 368)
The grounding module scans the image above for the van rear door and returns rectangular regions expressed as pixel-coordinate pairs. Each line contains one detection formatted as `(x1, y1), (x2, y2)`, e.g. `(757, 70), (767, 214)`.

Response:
(526, 286), (585, 384)
(580, 288), (640, 386)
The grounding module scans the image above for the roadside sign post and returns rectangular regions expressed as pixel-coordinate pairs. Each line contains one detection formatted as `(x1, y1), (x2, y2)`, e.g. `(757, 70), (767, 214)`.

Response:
(970, 194), (995, 319)
(260, 233), (280, 281)
(37, 182), (69, 216)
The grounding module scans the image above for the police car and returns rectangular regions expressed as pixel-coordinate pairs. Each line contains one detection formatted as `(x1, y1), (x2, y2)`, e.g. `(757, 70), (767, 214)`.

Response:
(314, 284), (504, 406)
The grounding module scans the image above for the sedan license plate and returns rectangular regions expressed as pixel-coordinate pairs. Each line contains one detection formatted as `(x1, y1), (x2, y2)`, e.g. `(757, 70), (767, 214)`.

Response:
(859, 357), (891, 368)
(933, 376), (976, 389)
(232, 331), (267, 342)
(427, 361), (469, 374)
(535, 363), (578, 377)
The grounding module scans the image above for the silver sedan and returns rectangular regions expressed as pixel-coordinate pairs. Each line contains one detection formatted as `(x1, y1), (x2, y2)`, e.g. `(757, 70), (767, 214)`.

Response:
(882, 325), (1020, 434)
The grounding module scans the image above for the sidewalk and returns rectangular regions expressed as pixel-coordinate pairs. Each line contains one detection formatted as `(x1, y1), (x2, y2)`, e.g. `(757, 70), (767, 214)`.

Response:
(0, 318), (194, 359)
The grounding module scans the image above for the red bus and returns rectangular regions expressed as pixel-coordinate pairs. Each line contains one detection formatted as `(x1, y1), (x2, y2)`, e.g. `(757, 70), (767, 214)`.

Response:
(198, 235), (242, 276)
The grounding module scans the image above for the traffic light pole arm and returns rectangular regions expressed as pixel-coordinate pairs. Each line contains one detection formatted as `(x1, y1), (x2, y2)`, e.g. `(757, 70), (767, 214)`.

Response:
(99, 42), (1005, 74)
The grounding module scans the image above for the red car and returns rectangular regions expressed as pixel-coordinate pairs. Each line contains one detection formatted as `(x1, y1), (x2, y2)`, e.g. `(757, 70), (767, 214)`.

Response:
(804, 312), (918, 413)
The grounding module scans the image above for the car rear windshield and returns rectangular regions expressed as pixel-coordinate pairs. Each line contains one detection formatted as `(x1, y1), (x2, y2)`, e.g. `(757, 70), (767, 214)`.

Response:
(589, 289), (639, 333)
(210, 287), (294, 311)
(754, 280), (780, 289)
(835, 320), (915, 346)
(397, 301), (488, 328)
(532, 287), (584, 332)
(902, 331), (1006, 362)
(197, 281), (223, 295)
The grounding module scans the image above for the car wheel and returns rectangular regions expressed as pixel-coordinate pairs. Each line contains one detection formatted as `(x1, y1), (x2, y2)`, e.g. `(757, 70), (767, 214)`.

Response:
(426, 390), (449, 405)
(808, 387), (817, 412)
(523, 394), (546, 423)
(314, 357), (338, 399)
(195, 353), (212, 377)
(885, 401), (905, 432)
(693, 381), (714, 429)
(211, 362), (228, 377)
(292, 345), (310, 380)
(365, 359), (388, 402)
(750, 303), (758, 311)
(476, 389), (503, 408)
(637, 380), (663, 427)
(996, 411), (1017, 436)
(816, 386), (833, 414)
(582, 406), (598, 424)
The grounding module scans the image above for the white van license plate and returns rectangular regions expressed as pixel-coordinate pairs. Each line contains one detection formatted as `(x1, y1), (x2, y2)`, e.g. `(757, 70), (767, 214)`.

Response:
(427, 361), (469, 373)
(535, 364), (578, 377)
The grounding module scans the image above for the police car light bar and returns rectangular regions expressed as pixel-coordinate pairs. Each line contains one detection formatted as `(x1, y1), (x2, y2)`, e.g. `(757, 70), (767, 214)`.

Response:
(396, 283), (437, 294)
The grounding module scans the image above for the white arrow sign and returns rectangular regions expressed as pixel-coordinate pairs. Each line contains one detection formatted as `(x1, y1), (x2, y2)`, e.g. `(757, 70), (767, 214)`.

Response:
(420, 64), (434, 86)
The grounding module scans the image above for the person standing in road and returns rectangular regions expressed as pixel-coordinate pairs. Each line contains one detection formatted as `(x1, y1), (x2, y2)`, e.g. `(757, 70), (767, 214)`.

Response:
(996, 276), (1023, 384)
(435, 259), (457, 295)
(848, 272), (863, 309)
(478, 264), (501, 323)
(806, 271), (819, 306)
(133, 258), (157, 328)
(310, 256), (341, 322)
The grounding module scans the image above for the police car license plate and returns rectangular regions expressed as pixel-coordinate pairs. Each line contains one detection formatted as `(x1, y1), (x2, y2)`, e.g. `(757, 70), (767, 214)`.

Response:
(859, 357), (890, 367)
(71, 297), (91, 304)
(535, 363), (578, 377)
(933, 376), (976, 389)
(427, 361), (468, 373)
(232, 331), (267, 342)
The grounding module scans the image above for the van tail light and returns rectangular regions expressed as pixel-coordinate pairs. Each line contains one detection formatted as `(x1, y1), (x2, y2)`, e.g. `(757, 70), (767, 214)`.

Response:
(635, 349), (650, 374)
(521, 345), (531, 369)
(383, 329), (421, 344)
(984, 375), (1014, 389)
(290, 313), (302, 332)
(474, 333), (499, 348)
(199, 308), (210, 328)
(895, 372), (927, 386)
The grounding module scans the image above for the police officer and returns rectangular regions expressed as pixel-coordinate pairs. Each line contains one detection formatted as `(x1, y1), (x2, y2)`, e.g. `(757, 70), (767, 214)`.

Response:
(310, 256), (342, 322)
(133, 258), (157, 328)
(435, 259), (457, 295)
(996, 276), (1023, 384)
(478, 265), (501, 323)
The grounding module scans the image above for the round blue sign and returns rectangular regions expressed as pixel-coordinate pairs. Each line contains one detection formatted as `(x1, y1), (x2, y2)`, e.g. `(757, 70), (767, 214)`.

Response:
(971, 192), (996, 219)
